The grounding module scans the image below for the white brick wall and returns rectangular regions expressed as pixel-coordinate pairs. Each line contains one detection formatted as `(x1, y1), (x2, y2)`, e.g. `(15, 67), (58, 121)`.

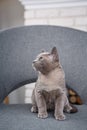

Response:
(25, 19), (48, 25)
(25, 83), (35, 103)
(75, 17), (87, 25)
(23, 5), (87, 103)
(24, 6), (87, 31)
(48, 18), (74, 26)
(35, 9), (59, 18)
(24, 10), (35, 19)
(60, 7), (87, 17)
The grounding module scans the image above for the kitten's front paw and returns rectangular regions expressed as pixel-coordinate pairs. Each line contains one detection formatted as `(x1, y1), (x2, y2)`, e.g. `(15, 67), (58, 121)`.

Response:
(55, 114), (66, 120)
(38, 112), (48, 119)
(31, 106), (37, 113)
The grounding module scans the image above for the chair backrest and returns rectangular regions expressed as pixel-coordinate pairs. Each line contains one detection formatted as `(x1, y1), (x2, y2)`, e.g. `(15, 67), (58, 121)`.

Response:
(0, 25), (87, 104)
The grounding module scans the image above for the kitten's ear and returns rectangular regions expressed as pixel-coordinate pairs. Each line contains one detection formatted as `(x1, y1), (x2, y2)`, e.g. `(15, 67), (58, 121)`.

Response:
(51, 47), (59, 62)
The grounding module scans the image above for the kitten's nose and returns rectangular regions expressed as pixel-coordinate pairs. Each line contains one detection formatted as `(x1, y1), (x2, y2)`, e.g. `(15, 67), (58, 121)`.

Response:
(33, 60), (36, 63)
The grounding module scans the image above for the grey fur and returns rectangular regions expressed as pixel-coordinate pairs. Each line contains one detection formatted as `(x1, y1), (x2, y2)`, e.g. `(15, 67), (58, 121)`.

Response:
(31, 47), (72, 120)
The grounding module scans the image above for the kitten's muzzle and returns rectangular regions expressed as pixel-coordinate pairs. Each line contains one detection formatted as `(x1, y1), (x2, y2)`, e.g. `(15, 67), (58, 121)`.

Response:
(32, 60), (38, 69)
(33, 60), (37, 64)
(33, 61), (35, 64)
(32, 61), (37, 71)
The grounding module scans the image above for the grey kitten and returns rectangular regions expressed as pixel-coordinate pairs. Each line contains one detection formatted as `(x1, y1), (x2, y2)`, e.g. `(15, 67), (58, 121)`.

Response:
(31, 47), (76, 120)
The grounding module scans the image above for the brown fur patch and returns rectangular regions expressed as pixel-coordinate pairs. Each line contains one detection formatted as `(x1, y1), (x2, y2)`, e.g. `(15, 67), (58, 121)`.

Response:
(67, 86), (83, 105)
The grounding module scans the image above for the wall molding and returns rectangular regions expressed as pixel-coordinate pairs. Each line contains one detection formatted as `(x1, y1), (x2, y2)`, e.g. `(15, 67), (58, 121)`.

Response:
(19, 0), (87, 9)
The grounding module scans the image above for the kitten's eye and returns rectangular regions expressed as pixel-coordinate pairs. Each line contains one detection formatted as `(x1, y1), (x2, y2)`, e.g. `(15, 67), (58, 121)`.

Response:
(39, 57), (43, 60)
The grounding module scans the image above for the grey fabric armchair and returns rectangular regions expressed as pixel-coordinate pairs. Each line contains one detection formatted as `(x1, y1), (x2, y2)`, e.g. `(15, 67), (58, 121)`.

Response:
(0, 25), (87, 130)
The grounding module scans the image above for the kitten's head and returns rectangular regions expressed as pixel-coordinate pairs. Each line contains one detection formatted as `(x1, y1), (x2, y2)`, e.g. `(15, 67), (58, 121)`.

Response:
(32, 47), (59, 75)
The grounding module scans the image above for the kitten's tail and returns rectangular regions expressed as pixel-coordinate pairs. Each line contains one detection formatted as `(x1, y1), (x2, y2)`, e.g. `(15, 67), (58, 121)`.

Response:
(70, 104), (78, 113)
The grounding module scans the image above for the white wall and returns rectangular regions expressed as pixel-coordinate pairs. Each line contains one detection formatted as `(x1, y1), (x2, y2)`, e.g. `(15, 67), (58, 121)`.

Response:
(9, 86), (25, 104)
(0, 0), (24, 30)
(24, 6), (87, 31)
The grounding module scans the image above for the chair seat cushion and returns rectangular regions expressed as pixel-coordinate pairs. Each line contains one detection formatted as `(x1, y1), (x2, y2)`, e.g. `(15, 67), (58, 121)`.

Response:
(0, 104), (87, 130)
